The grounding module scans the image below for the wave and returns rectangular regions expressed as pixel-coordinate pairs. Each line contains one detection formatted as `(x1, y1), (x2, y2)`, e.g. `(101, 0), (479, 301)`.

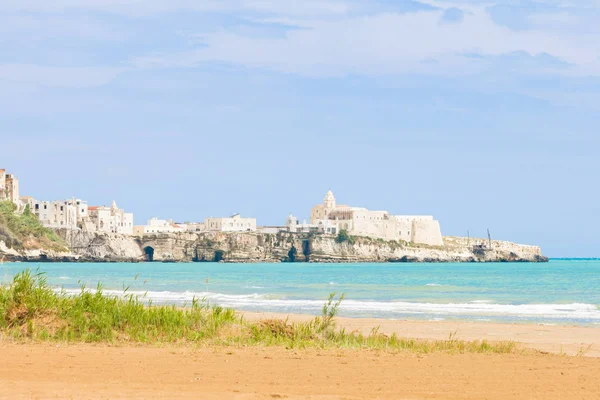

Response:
(425, 283), (444, 287)
(58, 288), (600, 321)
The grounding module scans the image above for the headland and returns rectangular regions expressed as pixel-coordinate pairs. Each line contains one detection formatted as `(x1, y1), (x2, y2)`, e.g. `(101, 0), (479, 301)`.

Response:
(1, 230), (547, 263)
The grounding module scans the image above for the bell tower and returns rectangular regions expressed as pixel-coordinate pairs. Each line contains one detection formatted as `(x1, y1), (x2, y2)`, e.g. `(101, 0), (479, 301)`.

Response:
(324, 190), (336, 211)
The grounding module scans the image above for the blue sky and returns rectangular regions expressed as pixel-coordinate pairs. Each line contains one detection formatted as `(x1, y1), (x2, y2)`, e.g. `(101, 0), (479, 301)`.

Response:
(1, 0), (599, 257)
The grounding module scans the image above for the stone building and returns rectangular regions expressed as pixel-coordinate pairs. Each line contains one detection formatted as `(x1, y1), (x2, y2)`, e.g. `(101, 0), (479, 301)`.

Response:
(88, 201), (134, 235)
(133, 217), (185, 236)
(0, 169), (20, 204)
(306, 190), (444, 246)
(205, 214), (256, 232)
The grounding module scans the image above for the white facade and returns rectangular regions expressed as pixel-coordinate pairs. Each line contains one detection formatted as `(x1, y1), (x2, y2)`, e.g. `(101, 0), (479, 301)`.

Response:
(133, 218), (185, 236)
(88, 201), (134, 235)
(308, 191), (444, 246)
(285, 214), (337, 234)
(205, 214), (256, 232)
(257, 226), (286, 234)
(28, 198), (88, 230)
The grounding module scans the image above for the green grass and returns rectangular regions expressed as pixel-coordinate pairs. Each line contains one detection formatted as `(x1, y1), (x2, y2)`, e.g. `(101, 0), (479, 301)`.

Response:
(0, 270), (519, 354)
(0, 201), (67, 252)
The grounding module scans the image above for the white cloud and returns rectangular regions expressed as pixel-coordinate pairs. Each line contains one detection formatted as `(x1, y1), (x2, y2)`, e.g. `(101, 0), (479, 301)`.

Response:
(0, 64), (127, 88)
(1, 0), (353, 17)
(132, 6), (600, 77)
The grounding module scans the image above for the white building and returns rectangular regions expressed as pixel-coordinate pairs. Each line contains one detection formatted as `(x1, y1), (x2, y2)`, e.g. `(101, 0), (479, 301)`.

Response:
(205, 214), (256, 232)
(28, 198), (88, 230)
(285, 214), (337, 234)
(88, 201), (134, 235)
(307, 191), (444, 246)
(133, 217), (185, 236)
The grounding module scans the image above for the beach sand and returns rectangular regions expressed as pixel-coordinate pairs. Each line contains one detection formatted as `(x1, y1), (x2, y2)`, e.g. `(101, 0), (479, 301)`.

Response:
(1, 342), (600, 399)
(1, 316), (600, 399)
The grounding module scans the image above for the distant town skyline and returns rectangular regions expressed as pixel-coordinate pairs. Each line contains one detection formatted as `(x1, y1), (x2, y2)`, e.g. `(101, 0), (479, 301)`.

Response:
(1, 1), (599, 258)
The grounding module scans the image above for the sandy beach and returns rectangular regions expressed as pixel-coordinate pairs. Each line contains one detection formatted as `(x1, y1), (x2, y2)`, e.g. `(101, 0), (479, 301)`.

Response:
(1, 342), (600, 399)
(2, 316), (600, 399)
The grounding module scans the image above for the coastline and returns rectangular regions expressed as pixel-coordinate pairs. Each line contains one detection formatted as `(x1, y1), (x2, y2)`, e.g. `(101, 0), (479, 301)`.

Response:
(1, 230), (548, 263)
(241, 311), (600, 357)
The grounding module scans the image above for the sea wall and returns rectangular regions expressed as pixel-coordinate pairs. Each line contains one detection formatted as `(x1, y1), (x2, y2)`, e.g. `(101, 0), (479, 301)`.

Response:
(0, 230), (547, 263)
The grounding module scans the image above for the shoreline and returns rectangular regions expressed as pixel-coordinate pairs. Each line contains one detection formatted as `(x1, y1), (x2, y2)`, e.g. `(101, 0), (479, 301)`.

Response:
(240, 311), (600, 357)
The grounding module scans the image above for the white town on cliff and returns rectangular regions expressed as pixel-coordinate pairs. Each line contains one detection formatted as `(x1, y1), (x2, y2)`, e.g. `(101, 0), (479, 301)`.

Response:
(2, 168), (442, 246)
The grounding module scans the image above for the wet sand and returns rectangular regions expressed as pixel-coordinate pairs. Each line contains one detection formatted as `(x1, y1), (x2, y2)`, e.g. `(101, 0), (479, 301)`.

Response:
(1, 342), (600, 399)
(241, 312), (600, 357)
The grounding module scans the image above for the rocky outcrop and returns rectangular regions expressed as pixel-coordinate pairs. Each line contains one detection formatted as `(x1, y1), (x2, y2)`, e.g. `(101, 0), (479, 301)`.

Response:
(0, 230), (548, 263)
(0, 239), (77, 262)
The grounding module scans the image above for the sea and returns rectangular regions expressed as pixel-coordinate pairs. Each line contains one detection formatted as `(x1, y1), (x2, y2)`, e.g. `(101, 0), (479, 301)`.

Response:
(1, 259), (599, 326)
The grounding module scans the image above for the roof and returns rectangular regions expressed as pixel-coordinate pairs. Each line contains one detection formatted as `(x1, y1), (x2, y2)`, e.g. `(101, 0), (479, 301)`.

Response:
(88, 206), (99, 211)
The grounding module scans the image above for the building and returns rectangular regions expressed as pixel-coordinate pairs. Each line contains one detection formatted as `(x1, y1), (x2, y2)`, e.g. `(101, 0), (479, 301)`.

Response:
(0, 169), (20, 205)
(285, 214), (337, 234)
(88, 201), (134, 235)
(26, 198), (89, 230)
(306, 190), (444, 246)
(205, 214), (256, 232)
(133, 217), (185, 236)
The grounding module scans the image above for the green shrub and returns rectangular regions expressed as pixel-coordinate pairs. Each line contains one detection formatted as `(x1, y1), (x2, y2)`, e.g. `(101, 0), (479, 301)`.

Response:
(0, 201), (66, 251)
(335, 229), (355, 245)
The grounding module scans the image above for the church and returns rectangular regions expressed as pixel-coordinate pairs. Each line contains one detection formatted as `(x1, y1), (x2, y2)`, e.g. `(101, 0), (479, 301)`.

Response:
(309, 190), (444, 246)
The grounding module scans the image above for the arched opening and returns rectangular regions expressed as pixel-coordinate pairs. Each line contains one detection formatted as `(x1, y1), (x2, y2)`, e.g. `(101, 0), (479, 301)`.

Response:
(144, 246), (155, 262)
(302, 240), (312, 262)
(214, 250), (225, 262)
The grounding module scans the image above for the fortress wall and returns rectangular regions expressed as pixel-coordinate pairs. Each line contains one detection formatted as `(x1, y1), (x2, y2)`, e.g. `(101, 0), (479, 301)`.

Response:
(395, 220), (413, 243)
(411, 220), (444, 246)
(352, 214), (394, 240)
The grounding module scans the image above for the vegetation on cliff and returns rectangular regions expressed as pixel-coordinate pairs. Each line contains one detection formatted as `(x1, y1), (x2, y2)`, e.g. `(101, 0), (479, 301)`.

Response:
(0, 201), (67, 252)
(0, 269), (518, 354)
(335, 229), (356, 245)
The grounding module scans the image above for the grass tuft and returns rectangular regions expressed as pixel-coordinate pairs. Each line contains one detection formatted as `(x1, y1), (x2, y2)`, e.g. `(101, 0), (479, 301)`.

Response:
(0, 270), (519, 354)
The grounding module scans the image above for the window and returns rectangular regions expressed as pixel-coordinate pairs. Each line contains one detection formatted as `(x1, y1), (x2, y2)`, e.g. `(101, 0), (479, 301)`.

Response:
(44, 205), (47, 210)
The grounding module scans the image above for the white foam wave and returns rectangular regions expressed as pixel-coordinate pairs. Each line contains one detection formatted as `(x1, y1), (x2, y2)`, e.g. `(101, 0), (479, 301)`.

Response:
(58, 289), (600, 321)
(59, 276), (70, 280)
(425, 283), (443, 287)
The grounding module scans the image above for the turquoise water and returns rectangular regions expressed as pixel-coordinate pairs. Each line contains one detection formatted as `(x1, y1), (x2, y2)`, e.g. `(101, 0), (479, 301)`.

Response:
(1, 260), (599, 326)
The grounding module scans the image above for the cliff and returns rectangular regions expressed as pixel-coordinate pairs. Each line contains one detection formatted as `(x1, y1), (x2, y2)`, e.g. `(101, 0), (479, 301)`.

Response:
(0, 230), (547, 263)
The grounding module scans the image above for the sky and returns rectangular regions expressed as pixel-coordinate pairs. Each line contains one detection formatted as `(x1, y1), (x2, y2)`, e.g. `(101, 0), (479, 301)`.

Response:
(0, 0), (599, 257)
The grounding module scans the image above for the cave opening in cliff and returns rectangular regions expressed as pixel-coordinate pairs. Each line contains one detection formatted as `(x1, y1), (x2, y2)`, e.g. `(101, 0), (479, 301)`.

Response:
(144, 246), (155, 262)
(302, 240), (312, 262)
